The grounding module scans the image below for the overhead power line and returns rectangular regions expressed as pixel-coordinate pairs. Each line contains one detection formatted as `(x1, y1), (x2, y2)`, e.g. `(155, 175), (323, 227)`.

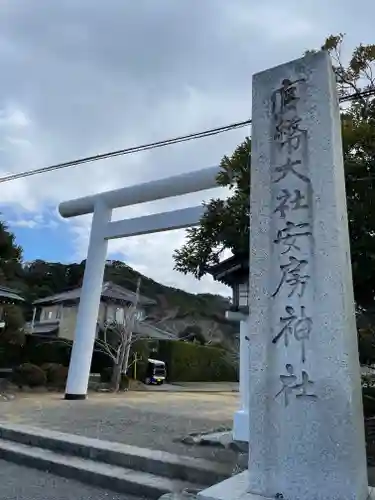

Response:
(0, 119), (251, 184)
(339, 88), (375, 103)
(0, 87), (374, 185)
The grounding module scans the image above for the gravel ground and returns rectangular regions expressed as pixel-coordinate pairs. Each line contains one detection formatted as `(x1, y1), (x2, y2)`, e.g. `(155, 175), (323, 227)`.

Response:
(0, 391), (240, 466)
(0, 459), (144, 500)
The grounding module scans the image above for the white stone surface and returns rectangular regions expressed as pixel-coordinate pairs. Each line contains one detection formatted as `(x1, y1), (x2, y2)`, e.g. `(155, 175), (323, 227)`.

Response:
(247, 51), (368, 499)
(198, 474), (375, 500)
(65, 200), (111, 397)
(232, 410), (248, 443)
(103, 205), (205, 239)
(59, 165), (221, 217)
(198, 472), (251, 500)
(233, 319), (249, 442)
(198, 472), (275, 500)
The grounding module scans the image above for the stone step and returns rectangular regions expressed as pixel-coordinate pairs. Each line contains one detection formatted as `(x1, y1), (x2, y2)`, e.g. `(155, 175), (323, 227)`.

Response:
(0, 438), (202, 499)
(0, 423), (231, 487)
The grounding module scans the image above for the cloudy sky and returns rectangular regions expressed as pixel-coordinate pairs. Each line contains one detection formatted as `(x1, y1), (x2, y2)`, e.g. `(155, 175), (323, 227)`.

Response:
(0, 0), (372, 297)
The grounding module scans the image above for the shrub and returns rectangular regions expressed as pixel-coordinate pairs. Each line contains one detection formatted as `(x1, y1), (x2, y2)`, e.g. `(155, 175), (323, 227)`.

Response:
(129, 339), (151, 381)
(41, 362), (60, 373)
(0, 341), (23, 368)
(157, 340), (238, 382)
(100, 367), (113, 383)
(22, 336), (72, 367)
(132, 361), (148, 382)
(41, 363), (68, 388)
(0, 334), (149, 375)
(100, 366), (130, 390)
(12, 363), (47, 388)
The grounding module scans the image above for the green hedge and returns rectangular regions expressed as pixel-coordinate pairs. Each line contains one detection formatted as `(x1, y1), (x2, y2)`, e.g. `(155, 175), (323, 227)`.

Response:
(23, 336), (72, 366)
(128, 339), (152, 381)
(0, 336), (238, 383)
(0, 335), (111, 373)
(157, 340), (238, 382)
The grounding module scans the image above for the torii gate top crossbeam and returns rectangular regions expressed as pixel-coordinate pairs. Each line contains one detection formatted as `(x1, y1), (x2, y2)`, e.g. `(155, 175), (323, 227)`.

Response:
(59, 165), (221, 218)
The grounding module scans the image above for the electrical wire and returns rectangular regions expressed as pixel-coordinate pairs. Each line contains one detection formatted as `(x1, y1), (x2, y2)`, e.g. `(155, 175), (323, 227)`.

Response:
(339, 88), (375, 103)
(0, 86), (374, 185)
(0, 119), (251, 184)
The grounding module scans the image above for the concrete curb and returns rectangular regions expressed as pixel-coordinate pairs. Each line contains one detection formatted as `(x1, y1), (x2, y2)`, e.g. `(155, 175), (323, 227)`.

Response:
(0, 423), (231, 488)
(0, 438), (194, 499)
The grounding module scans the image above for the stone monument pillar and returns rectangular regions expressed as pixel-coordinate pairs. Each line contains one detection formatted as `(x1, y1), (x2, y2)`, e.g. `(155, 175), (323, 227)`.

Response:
(199, 51), (371, 500)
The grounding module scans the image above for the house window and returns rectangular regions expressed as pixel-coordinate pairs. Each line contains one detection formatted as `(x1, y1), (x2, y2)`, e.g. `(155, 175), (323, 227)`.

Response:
(106, 306), (115, 322)
(115, 307), (124, 323)
(42, 309), (53, 320)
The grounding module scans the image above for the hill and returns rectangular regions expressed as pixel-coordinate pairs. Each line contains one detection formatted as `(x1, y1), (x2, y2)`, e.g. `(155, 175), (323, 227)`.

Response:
(15, 259), (237, 345)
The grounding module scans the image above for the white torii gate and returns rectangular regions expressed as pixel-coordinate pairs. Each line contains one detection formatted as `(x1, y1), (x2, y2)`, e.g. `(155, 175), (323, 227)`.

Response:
(58, 165), (245, 403)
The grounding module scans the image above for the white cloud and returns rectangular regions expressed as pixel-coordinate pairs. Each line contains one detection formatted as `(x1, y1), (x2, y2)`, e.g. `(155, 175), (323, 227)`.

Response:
(6, 210), (60, 230)
(71, 214), (230, 295)
(9, 219), (38, 228)
(0, 105), (30, 128)
(0, 0), (372, 295)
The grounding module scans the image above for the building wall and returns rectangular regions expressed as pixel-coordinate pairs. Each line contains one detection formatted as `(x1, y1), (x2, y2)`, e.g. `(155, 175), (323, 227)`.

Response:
(106, 304), (124, 323)
(58, 305), (77, 341)
(45, 301), (145, 341)
(102, 303), (146, 324)
(98, 302), (107, 325)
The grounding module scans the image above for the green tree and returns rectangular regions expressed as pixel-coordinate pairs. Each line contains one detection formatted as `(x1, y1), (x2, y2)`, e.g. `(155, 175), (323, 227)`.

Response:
(174, 138), (250, 278)
(1, 304), (25, 345)
(0, 219), (25, 349)
(0, 219), (23, 285)
(174, 34), (375, 312)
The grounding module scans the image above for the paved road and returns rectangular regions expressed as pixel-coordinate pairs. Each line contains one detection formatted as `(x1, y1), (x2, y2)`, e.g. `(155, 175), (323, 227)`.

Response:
(0, 460), (144, 500)
(0, 391), (240, 466)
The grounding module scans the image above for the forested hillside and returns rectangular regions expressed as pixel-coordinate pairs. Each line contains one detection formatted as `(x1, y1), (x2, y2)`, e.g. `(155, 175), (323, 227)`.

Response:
(0, 219), (237, 344)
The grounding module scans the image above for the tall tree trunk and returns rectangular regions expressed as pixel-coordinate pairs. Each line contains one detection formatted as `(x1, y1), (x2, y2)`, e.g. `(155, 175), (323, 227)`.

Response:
(111, 362), (121, 392)
(111, 277), (141, 391)
(122, 330), (133, 375)
(111, 340), (127, 392)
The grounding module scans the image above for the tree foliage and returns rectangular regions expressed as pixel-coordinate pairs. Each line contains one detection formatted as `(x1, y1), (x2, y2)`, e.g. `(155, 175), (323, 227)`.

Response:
(0, 219), (23, 285)
(174, 138), (250, 278)
(1, 305), (25, 345)
(17, 258), (229, 322)
(0, 218), (25, 345)
(174, 34), (375, 312)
